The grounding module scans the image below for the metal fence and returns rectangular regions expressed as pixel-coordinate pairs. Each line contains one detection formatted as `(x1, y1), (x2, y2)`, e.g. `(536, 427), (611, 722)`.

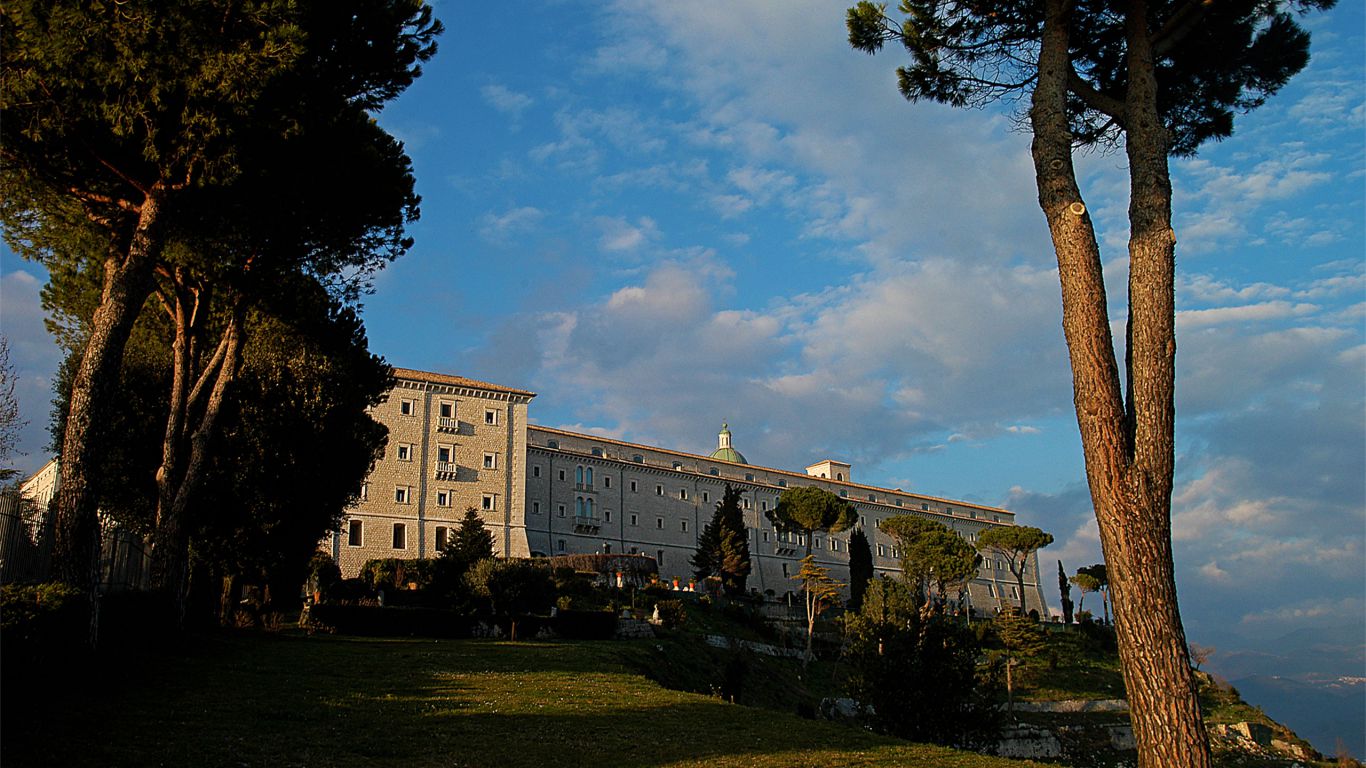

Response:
(0, 491), (151, 590)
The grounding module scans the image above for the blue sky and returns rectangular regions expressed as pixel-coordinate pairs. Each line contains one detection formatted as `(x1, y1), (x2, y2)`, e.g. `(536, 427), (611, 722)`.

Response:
(2, 0), (1363, 721)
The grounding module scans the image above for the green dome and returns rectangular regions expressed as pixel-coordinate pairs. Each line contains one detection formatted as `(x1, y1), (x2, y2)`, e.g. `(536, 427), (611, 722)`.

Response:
(708, 446), (748, 464)
(708, 422), (747, 464)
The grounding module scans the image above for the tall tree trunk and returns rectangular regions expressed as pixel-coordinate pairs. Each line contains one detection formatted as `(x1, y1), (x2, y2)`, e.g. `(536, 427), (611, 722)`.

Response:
(1031, 1), (1211, 766)
(150, 299), (244, 616)
(53, 189), (166, 589)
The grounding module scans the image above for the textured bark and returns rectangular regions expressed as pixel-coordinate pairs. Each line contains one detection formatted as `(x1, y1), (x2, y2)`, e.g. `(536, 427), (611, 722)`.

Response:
(150, 300), (243, 608)
(1031, 1), (1212, 766)
(53, 189), (165, 588)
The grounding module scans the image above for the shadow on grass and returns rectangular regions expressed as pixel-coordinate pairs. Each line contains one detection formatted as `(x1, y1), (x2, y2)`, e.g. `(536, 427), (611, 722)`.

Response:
(2, 632), (1005, 768)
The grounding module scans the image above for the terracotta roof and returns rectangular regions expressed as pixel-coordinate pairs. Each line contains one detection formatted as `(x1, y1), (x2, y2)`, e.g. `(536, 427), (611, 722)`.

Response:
(391, 368), (535, 398)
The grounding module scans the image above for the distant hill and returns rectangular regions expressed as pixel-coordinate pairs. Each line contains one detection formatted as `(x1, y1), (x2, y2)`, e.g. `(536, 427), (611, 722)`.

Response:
(1230, 673), (1365, 760)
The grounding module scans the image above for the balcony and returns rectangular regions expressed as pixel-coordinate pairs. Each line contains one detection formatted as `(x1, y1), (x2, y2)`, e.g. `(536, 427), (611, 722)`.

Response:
(573, 515), (601, 534)
(574, 482), (596, 492)
(436, 416), (459, 433)
(434, 460), (458, 480)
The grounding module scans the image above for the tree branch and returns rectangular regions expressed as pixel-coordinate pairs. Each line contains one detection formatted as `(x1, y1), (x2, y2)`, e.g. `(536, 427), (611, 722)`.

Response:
(1067, 67), (1127, 121)
(1153, 0), (1212, 58)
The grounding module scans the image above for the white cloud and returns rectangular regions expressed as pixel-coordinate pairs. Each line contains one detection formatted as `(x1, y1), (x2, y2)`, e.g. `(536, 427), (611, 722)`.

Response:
(478, 206), (545, 244)
(480, 84), (533, 116)
(595, 216), (660, 254)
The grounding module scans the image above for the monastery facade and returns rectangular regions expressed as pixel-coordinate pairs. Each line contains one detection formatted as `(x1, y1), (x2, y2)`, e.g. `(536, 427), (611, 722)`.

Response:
(328, 368), (1048, 616)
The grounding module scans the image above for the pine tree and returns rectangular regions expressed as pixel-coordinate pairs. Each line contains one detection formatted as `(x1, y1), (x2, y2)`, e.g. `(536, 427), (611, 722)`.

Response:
(691, 485), (751, 595)
(847, 527), (874, 613)
(450, 507), (495, 566)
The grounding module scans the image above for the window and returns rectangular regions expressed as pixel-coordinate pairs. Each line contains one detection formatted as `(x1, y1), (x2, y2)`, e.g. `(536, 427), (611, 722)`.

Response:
(743, 499), (750, 509)
(360, 483), (369, 501)
(437, 445), (453, 463)
(630, 480), (638, 492)
(605, 510), (612, 523)
(762, 531), (769, 542)
(557, 539), (566, 552)
(392, 523), (406, 549)
(483, 453), (498, 470)
(629, 546), (638, 555)
(438, 400), (454, 418)
(680, 520), (688, 532)
(1010, 586), (1019, 599)
(709, 468), (718, 476)
(921, 503), (929, 511)
(760, 501), (767, 512)
(395, 486), (410, 504)
(815, 538), (823, 549)
(576, 466), (584, 484)
(679, 489), (687, 500)
(399, 399), (415, 416)
(945, 506), (953, 515)
(656, 518), (664, 530)
(778, 479), (786, 487)
(781, 563), (789, 578)
(868, 494), (876, 501)
(557, 504), (566, 517)
(877, 544), (885, 557)
(484, 409), (498, 425)
(745, 473), (754, 481)
(586, 467), (593, 485)
(839, 490), (847, 498)
(547, 439), (559, 449)
(347, 519), (362, 546)
(396, 444), (412, 462)
(436, 490), (451, 507)
(558, 469), (566, 481)
(482, 494), (496, 511)
(592, 447), (603, 457)
(604, 476), (611, 489)
(532, 501), (541, 515)
(702, 491), (709, 503)
(632, 454), (643, 463)
(657, 550), (665, 565)
(630, 514), (638, 526)
(533, 465), (541, 478)
(895, 499), (903, 507)
(435, 526), (448, 552)
(836, 473), (843, 481)
(831, 539), (841, 552)
(986, 583), (995, 597)
(655, 485), (663, 496)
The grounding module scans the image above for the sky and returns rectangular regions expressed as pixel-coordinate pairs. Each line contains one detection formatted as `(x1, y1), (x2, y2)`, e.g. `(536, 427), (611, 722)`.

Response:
(2, 0), (1363, 741)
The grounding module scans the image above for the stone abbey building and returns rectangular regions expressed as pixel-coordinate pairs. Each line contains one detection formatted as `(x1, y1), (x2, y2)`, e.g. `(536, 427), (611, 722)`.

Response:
(327, 368), (1048, 615)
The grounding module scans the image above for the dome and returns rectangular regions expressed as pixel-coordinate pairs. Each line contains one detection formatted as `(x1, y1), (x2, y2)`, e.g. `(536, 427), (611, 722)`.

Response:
(708, 422), (748, 464)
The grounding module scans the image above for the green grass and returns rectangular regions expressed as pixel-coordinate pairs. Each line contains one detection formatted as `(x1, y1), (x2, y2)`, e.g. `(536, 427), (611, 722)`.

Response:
(2, 631), (1038, 768)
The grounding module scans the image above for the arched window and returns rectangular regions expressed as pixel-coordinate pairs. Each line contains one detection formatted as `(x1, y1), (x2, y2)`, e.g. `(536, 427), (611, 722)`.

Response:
(836, 473), (844, 481)
(586, 498), (595, 518)
(576, 466), (584, 485)
(576, 497), (585, 517)
(586, 467), (594, 485)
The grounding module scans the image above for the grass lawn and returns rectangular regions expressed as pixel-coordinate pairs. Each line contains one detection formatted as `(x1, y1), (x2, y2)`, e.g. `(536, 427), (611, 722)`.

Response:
(2, 631), (1037, 768)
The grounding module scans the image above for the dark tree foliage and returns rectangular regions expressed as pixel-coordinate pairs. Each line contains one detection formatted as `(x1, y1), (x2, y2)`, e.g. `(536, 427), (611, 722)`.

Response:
(845, 578), (999, 747)
(691, 485), (751, 595)
(450, 508), (496, 565)
(767, 485), (857, 558)
(846, 527), (874, 613)
(466, 559), (555, 641)
(1059, 559), (1074, 625)
(0, 0), (441, 589)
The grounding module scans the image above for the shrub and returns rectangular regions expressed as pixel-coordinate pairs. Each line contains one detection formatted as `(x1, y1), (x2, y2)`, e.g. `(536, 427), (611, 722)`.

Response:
(360, 558), (436, 592)
(655, 599), (686, 629)
(553, 609), (617, 640)
(306, 553), (342, 601)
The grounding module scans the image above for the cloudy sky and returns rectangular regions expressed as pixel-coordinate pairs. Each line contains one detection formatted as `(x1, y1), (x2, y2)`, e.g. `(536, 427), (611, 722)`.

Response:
(3, 0), (1362, 691)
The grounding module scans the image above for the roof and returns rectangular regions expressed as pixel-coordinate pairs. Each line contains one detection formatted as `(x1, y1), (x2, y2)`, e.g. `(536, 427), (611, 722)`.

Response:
(390, 368), (536, 398)
(708, 446), (748, 464)
(527, 424), (1011, 517)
